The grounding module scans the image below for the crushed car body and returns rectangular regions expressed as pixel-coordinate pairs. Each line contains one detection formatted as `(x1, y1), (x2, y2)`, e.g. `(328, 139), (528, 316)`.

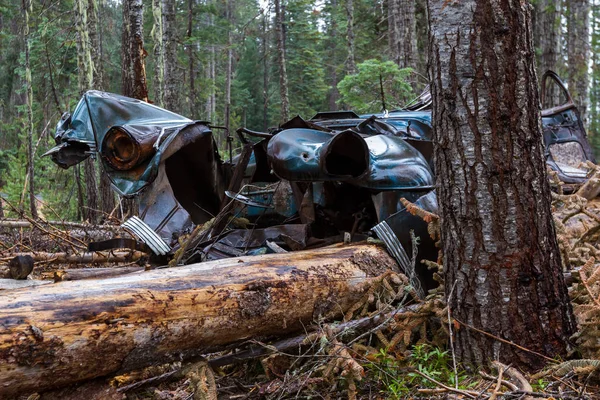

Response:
(45, 71), (596, 292)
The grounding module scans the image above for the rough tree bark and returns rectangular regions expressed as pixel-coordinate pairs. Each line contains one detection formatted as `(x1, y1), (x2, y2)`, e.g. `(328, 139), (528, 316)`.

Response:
(162, 0), (178, 112)
(0, 244), (397, 396)
(567, 0), (591, 124)
(427, 0), (575, 370)
(262, 13), (269, 130)
(88, 0), (115, 218)
(122, 0), (148, 102)
(225, 0), (234, 139)
(345, 0), (357, 74)
(274, 0), (290, 122)
(186, 0), (196, 116)
(388, 0), (417, 70)
(22, 0), (38, 219)
(151, 0), (164, 107)
(534, 0), (562, 107)
(121, 0), (148, 218)
(326, 0), (339, 111)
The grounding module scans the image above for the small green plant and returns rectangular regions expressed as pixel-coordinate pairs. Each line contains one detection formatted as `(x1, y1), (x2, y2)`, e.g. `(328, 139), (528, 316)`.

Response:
(408, 344), (474, 390)
(531, 378), (550, 392)
(364, 344), (474, 398)
(364, 348), (411, 397)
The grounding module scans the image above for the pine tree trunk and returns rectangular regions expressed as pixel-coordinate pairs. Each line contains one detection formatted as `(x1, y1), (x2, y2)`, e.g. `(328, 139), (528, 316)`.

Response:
(88, 0), (114, 220)
(187, 0), (195, 116)
(162, 0), (178, 112)
(345, 0), (357, 74)
(427, 0), (575, 370)
(75, 0), (99, 223)
(590, 1), (600, 138)
(535, 0), (562, 107)
(87, 0), (102, 89)
(121, 0), (148, 219)
(567, 0), (591, 124)
(23, 0), (38, 219)
(122, 0), (148, 101)
(414, 0), (428, 81)
(225, 0), (233, 141)
(388, 0), (417, 70)
(152, 0), (164, 107)
(274, 0), (290, 122)
(262, 13), (269, 130)
(326, 0), (339, 111)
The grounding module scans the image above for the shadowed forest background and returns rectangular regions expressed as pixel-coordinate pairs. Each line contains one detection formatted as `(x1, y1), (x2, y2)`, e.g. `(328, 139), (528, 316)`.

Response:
(0, 0), (597, 222)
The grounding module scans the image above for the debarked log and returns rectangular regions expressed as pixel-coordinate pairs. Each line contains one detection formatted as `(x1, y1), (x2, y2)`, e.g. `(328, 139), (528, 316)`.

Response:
(0, 243), (398, 396)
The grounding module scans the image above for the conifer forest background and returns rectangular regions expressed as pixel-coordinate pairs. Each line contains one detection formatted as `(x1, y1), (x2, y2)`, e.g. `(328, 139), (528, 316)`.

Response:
(0, 0), (596, 222)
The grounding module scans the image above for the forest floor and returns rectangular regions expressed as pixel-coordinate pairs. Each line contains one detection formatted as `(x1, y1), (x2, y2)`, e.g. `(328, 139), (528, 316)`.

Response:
(2, 191), (600, 399)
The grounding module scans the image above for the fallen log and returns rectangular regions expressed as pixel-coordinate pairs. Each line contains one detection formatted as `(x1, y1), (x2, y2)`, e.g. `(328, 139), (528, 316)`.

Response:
(53, 266), (145, 282)
(0, 243), (398, 397)
(0, 250), (145, 264)
(0, 218), (121, 231)
(0, 278), (52, 290)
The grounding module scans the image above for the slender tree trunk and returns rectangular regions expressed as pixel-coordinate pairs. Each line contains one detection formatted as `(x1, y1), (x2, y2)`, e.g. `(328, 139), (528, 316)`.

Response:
(590, 0), (600, 140)
(567, 0), (591, 125)
(345, 0), (357, 74)
(388, 0), (417, 70)
(122, 0), (148, 102)
(327, 0), (339, 111)
(262, 13), (269, 130)
(162, 0), (178, 111)
(187, 0), (195, 116)
(225, 0), (233, 140)
(121, 0), (148, 218)
(274, 0), (290, 122)
(93, 0), (116, 220)
(87, 0), (102, 89)
(535, 0), (562, 107)
(414, 0), (428, 80)
(151, 0), (164, 107)
(75, 0), (99, 222)
(428, 0), (575, 370)
(22, 0), (37, 219)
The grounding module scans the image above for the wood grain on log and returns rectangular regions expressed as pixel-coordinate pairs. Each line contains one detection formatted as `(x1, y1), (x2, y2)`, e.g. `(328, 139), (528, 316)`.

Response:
(0, 243), (396, 396)
(53, 266), (145, 282)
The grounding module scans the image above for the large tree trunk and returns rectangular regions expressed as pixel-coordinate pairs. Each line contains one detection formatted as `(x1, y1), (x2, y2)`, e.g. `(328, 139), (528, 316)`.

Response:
(162, 0), (178, 112)
(388, 0), (417, 70)
(427, 0), (575, 370)
(0, 244), (397, 397)
(534, 0), (562, 108)
(274, 0), (290, 122)
(567, 0), (591, 124)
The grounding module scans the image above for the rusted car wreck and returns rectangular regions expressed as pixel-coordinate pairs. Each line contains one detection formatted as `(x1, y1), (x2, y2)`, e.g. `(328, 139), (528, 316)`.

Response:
(45, 71), (596, 292)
